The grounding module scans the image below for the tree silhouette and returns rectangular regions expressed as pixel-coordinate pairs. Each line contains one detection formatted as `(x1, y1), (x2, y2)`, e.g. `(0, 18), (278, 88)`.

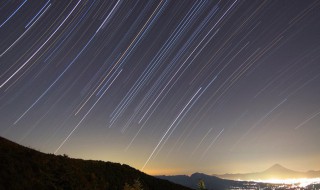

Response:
(123, 178), (143, 190)
(197, 179), (207, 190)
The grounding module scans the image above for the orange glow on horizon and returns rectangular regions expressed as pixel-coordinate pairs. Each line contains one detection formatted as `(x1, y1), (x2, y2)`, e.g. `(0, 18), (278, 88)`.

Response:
(144, 168), (187, 176)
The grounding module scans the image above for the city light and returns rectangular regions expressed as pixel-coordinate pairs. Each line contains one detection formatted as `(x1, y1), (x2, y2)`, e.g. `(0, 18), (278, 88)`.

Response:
(253, 178), (320, 187)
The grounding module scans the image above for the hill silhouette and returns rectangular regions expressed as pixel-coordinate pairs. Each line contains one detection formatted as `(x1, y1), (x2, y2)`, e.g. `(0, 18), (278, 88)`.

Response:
(0, 136), (193, 190)
(216, 164), (320, 180)
(157, 172), (257, 190)
(157, 166), (320, 189)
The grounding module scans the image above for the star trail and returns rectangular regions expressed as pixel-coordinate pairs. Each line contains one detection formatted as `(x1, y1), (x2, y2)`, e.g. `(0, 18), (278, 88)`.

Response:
(1, 0), (320, 175)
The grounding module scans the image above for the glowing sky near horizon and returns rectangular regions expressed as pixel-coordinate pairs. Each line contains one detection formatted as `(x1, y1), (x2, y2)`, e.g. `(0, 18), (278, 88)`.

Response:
(1, 0), (320, 175)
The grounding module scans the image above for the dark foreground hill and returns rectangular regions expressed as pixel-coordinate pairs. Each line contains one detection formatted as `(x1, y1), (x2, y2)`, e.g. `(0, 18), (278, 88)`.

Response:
(0, 136), (193, 190)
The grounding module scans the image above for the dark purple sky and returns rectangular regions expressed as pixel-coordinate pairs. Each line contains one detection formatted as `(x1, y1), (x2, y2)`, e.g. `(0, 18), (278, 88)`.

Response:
(1, 0), (320, 175)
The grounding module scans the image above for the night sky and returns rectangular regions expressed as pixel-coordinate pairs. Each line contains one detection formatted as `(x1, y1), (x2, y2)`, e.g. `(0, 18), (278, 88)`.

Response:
(1, 0), (320, 175)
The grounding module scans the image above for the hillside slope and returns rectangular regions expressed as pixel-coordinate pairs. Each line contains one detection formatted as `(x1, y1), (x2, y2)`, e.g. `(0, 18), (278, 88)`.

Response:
(0, 136), (193, 190)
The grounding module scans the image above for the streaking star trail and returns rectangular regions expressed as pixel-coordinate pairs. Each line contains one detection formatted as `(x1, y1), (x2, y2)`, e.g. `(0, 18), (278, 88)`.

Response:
(1, 0), (320, 175)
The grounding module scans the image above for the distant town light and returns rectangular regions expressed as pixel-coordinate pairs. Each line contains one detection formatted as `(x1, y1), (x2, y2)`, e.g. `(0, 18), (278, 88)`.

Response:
(252, 178), (320, 188)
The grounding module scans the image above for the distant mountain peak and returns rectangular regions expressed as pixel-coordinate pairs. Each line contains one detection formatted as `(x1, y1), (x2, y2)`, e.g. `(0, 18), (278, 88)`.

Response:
(269, 164), (286, 170)
(271, 163), (283, 168)
(264, 164), (292, 173)
(215, 163), (320, 180)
